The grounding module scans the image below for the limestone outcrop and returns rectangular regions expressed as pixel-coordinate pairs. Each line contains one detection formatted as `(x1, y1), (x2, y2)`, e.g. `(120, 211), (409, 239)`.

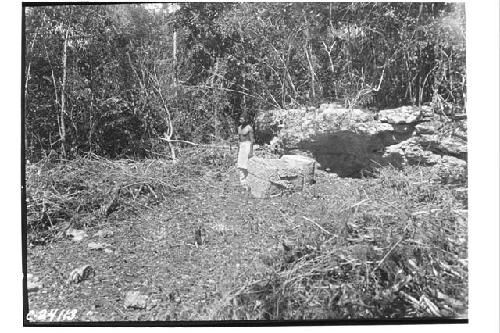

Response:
(255, 103), (467, 178)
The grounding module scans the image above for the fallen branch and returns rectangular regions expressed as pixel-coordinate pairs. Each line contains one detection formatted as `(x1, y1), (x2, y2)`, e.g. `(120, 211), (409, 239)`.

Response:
(340, 198), (370, 212)
(159, 138), (198, 146)
(203, 144), (233, 150)
(302, 216), (332, 236)
(399, 291), (421, 308)
(373, 237), (404, 271)
(411, 208), (443, 216)
(350, 198), (370, 209)
(181, 84), (276, 107)
(144, 150), (169, 157)
(420, 294), (442, 317)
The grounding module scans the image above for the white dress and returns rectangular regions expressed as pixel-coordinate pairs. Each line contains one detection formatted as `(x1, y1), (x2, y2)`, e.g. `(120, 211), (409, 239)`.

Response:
(237, 124), (253, 170)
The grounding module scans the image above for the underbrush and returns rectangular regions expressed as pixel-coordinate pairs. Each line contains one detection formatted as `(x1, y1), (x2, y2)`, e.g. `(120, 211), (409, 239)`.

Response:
(26, 147), (468, 320)
(25, 146), (235, 244)
(214, 165), (468, 320)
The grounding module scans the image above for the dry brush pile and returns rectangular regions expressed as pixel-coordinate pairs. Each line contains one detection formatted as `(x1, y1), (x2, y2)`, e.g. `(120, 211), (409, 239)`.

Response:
(25, 147), (235, 244)
(214, 165), (468, 320)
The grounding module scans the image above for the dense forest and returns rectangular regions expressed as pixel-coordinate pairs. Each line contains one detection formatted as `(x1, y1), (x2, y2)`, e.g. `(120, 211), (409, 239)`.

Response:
(24, 2), (466, 161)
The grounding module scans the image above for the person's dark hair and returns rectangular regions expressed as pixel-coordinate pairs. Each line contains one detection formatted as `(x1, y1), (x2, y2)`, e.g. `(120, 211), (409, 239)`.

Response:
(239, 112), (251, 127)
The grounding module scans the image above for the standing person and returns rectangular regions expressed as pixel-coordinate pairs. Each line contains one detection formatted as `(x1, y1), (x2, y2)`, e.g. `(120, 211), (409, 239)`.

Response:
(237, 113), (254, 189)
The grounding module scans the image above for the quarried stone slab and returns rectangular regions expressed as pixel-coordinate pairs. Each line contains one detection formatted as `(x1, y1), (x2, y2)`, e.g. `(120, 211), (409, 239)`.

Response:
(247, 157), (303, 198)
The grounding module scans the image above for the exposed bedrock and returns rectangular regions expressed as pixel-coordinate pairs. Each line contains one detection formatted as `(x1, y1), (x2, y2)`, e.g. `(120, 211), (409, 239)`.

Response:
(255, 104), (467, 177)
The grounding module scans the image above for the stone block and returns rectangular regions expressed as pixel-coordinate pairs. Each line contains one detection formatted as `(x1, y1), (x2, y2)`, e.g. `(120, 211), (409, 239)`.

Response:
(247, 157), (303, 198)
(415, 122), (438, 135)
(280, 155), (316, 185)
(379, 106), (422, 124)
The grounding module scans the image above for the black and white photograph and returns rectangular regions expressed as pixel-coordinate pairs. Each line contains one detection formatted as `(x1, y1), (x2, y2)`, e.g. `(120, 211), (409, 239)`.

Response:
(13, 0), (497, 328)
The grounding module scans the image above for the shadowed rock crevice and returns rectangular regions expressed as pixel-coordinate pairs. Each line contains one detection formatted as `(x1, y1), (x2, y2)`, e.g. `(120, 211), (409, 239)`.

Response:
(293, 128), (416, 177)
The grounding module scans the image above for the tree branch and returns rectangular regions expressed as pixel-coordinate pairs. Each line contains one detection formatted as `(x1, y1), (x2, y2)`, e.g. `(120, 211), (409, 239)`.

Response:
(159, 138), (198, 146)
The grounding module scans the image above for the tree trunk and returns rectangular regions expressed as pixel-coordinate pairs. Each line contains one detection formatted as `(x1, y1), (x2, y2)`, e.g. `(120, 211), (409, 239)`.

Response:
(172, 30), (178, 97)
(304, 44), (316, 100)
(211, 57), (220, 137)
(89, 88), (94, 153)
(285, 43), (297, 100)
(25, 62), (31, 106)
(25, 28), (38, 109)
(151, 72), (178, 163)
(59, 29), (69, 158)
(271, 44), (296, 105)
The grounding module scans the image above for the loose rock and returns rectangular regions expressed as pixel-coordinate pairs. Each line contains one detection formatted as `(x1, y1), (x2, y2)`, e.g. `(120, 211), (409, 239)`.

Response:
(432, 157), (467, 185)
(27, 274), (43, 292)
(65, 228), (88, 242)
(68, 265), (95, 284)
(378, 106), (422, 124)
(88, 242), (111, 251)
(415, 122), (439, 135)
(434, 137), (467, 160)
(96, 229), (114, 238)
(124, 291), (148, 309)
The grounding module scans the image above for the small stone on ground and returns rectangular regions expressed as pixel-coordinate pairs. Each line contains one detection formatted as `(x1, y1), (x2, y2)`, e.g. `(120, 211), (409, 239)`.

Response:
(97, 230), (114, 238)
(27, 274), (43, 292)
(65, 228), (88, 242)
(124, 291), (148, 309)
(68, 265), (95, 284)
(88, 242), (111, 251)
